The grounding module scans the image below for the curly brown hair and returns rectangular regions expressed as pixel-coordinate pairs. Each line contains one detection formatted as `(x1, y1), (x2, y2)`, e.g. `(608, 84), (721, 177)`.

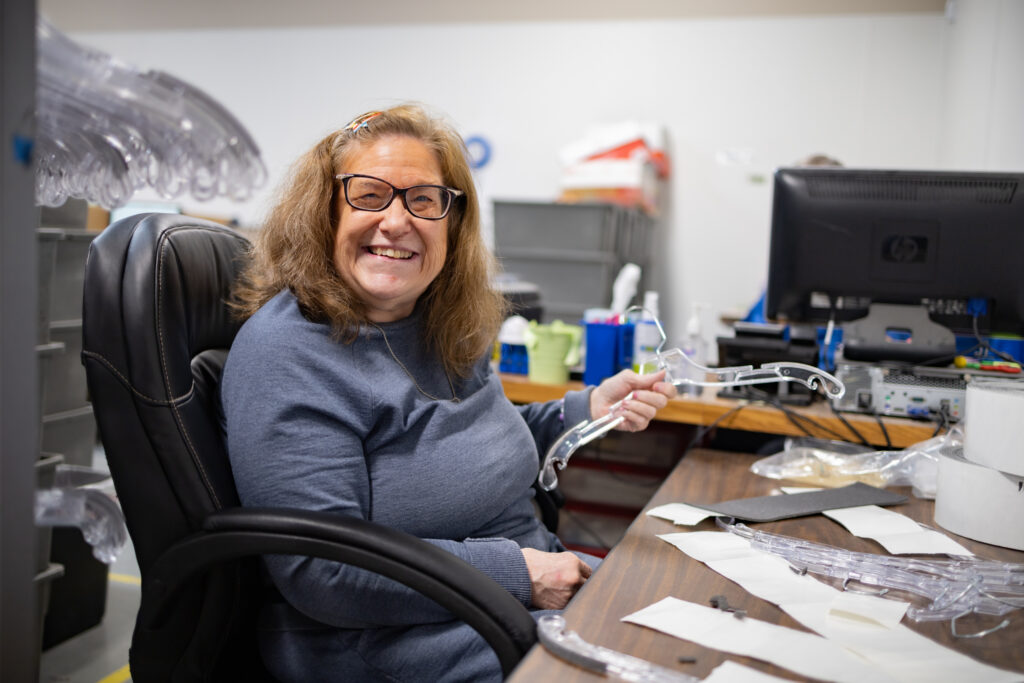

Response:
(233, 103), (506, 377)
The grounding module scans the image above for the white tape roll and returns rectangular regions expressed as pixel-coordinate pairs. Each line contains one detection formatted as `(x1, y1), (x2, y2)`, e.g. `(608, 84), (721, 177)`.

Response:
(963, 378), (1024, 476)
(934, 446), (1024, 551)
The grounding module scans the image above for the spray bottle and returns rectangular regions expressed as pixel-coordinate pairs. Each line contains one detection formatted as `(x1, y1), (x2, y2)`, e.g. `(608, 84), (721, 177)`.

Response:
(632, 291), (661, 373)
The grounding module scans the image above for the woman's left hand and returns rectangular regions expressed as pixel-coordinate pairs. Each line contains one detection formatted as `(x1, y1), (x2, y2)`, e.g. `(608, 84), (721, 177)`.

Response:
(589, 369), (677, 432)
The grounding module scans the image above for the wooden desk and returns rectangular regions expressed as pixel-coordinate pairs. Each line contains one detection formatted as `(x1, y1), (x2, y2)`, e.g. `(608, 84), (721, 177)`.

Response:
(500, 374), (936, 448)
(509, 448), (1024, 681)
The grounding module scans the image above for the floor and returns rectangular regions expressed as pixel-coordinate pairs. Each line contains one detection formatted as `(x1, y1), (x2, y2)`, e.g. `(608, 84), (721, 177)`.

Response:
(38, 447), (138, 683)
(38, 543), (139, 683)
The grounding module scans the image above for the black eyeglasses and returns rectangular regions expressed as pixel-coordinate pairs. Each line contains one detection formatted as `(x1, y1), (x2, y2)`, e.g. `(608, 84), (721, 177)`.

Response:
(335, 173), (464, 220)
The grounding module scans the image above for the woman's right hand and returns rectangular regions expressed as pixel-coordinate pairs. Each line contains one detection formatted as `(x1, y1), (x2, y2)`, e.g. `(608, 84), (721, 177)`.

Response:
(521, 548), (592, 610)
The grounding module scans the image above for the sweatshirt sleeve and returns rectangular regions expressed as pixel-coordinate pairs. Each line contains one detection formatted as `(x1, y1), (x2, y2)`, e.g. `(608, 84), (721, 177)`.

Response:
(515, 387), (593, 462)
(223, 316), (533, 628)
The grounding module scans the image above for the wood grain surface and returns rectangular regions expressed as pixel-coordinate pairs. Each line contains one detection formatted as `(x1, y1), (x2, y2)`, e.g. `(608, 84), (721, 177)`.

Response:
(509, 448), (1024, 682)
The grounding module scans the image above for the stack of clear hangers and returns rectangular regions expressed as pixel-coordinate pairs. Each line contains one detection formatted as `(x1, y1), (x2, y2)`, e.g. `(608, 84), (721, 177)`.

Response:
(35, 16), (267, 208)
(722, 520), (1024, 635)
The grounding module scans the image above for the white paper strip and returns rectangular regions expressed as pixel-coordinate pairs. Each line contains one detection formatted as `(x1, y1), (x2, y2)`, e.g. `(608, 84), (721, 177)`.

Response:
(829, 591), (909, 629)
(623, 597), (898, 683)
(658, 531), (1020, 683)
(646, 502), (720, 526)
(824, 505), (974, 556)
(779, 486), (974, 556)
(703, 660), (792, 683)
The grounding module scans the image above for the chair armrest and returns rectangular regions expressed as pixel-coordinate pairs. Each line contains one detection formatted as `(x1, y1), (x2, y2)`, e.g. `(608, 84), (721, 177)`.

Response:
(143, 507), (537, 676)
(533, 481), (565, 533)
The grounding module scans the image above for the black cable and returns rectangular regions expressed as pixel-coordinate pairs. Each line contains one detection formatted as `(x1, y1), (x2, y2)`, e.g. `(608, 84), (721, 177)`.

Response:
(777, 402), (821, 438)
(908, 313), (1021, 367)
(741, 386), (848, 441)
(829, 401), (871, 447)
(931, 404), (950, 437)
(873, 412), (892, 449)
(917, 348), (970, 367)
(682, 402), (746, 455)
(972, 314), (1020, 364)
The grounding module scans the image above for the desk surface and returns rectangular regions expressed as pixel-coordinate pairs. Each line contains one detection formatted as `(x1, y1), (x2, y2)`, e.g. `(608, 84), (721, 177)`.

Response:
(500, 374), (937, 448)
(509, 448), (1024, 681)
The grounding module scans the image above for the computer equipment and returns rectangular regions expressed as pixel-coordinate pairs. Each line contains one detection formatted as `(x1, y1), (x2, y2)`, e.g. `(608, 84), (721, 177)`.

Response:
(831, 360), (968, 421)
(766, 168), (1024, 364)
(716, 322), (818, 405)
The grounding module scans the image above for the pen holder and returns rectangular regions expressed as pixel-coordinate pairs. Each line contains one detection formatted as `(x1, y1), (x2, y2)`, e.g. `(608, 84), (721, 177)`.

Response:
(524, 320), (581, 385)
(583, 321), (634, 386)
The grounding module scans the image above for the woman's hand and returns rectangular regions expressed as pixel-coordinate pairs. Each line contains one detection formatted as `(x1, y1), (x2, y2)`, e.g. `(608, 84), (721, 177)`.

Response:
(521, 548), (592, 610)
(590, 369), (677, 432)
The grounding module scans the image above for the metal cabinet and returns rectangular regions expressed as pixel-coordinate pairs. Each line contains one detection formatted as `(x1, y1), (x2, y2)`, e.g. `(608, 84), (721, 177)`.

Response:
(493, 200), (654, 324)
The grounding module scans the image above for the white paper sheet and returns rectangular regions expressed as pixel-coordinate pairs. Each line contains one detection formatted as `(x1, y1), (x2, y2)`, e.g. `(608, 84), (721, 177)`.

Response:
(824, 505), (974, 556)
(623, 597), (899, 683)
(780, 486), (974, 556)
(658, 531), (1020, 683)
(703, 660), (792, 683)
(829, 591), (909, 629)
(784, 602), (1020, 683)
(647, 502), (720, 526)
(659, 532), (838, 606)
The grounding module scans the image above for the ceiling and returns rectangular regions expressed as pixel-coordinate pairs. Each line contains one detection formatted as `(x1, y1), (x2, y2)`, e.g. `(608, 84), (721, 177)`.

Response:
(39, 0), (947, 32)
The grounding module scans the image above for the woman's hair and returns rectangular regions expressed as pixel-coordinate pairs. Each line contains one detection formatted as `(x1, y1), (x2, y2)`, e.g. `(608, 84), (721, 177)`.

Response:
(796, 154), (843, 167)
(233, 103), (506, 376)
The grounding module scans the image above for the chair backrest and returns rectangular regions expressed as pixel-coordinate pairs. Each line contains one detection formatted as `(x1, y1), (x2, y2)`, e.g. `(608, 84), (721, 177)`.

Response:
(82, 213), (262, 680)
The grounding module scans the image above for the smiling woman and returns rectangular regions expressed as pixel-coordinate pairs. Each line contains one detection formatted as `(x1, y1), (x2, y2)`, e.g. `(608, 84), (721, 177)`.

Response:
(331, 137), (452, 323)
(232, 103), (501, 376)
(221, 103), (675, 682)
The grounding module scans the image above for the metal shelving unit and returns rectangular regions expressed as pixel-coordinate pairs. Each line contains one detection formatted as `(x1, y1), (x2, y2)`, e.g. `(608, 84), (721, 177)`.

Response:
(493, 200), (654, 324)
(2, 0), (43, 680)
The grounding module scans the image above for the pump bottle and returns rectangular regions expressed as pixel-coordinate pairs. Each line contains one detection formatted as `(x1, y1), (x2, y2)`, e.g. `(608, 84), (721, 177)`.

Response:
(632, 291), (661, 373)
(680, 304), (708, 395)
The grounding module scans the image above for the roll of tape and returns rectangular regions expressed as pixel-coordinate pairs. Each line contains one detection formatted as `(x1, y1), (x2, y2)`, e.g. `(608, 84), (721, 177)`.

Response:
(964, 378), (1024, 476)
(934, 446), (1024, 551)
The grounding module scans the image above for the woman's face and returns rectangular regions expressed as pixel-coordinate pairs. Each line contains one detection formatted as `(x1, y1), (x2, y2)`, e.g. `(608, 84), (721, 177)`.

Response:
(333, 135), (449, 322)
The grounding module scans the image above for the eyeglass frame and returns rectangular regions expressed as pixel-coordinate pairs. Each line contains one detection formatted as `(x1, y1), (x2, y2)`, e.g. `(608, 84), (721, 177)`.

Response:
(335, 173), (464, 220)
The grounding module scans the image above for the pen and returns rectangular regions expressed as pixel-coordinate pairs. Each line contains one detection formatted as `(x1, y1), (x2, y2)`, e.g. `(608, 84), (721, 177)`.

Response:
(954, 356), (1022, 374)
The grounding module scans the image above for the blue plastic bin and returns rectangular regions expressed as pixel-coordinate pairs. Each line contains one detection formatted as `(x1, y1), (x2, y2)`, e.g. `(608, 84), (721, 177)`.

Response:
(584, 322), (634, 386)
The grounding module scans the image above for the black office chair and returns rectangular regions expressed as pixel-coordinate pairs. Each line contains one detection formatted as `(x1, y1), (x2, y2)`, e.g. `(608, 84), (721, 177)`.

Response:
(81, 213), (537, 681)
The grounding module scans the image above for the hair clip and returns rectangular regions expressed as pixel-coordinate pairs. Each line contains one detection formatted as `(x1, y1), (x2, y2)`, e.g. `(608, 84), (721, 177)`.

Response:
(345, 111), (383, 133)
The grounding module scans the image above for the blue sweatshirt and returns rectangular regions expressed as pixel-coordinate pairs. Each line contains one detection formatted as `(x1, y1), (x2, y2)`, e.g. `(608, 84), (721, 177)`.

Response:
(222, 289), (592, 630)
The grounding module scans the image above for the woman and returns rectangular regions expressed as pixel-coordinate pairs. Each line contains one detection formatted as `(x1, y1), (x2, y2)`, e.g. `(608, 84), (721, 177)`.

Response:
(222, 104), (676, 682)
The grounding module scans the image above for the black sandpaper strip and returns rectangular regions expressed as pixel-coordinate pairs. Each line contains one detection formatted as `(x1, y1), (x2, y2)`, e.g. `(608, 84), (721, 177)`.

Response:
(690, 482), (907, 522)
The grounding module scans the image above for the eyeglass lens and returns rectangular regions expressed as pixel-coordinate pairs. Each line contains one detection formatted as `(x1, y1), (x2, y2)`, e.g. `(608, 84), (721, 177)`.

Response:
(345, 175), (451, 219)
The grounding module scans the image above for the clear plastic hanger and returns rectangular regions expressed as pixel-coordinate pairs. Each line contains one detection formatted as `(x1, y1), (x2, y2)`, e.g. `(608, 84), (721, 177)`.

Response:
(35, 465), (127, 564)
(721, 519), (1024, 636)
(539, 307), (845, 491)
(537, 614), (698, 682)
(35, 16), (267, 209)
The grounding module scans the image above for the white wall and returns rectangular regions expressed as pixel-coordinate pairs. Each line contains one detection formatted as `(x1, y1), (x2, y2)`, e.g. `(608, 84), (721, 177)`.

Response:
(940, 0), (1024, 171)
(73, 11), (974, 348)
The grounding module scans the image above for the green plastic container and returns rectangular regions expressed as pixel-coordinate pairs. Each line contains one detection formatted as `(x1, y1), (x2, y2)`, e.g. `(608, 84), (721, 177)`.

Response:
(524, 320), (581, 385)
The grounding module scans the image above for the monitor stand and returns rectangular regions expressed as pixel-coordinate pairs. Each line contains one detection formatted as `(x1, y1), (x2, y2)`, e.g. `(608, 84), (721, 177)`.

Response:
(841, 303), (957, 363)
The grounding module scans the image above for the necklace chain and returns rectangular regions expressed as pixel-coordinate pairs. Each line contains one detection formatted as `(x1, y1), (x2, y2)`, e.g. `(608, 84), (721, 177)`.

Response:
(370, 323), (460, 403)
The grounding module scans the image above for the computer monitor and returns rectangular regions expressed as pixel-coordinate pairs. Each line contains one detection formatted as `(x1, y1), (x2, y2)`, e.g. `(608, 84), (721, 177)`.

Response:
(766, 167), (1024, 361)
